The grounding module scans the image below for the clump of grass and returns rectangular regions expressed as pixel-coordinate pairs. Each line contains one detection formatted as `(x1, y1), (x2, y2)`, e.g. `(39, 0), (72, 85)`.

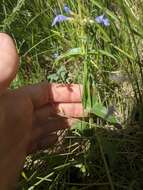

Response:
(1, 0), (143, 189)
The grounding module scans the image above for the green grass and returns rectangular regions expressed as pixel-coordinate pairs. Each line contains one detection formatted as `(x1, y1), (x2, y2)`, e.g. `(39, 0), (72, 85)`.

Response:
(1, 0), (143, 189)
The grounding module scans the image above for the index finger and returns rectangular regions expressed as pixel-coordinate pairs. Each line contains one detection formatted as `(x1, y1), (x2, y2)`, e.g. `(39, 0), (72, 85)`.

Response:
(20, 82), (83, 108)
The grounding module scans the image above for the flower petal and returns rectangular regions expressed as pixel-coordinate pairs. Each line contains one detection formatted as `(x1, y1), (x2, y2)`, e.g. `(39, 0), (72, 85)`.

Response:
(52, 14), (70, 26)
(95, 15), (104, 23)
(95, 14), (110, 26)
(64, 4), (72, 14)
(103, 18), (110, 26)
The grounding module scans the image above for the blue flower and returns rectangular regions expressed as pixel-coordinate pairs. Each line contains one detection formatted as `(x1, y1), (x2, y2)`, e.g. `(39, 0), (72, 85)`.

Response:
(52, 14), (70, 26)
(63, 4), (72, 14)
(95, 14), (110, 26)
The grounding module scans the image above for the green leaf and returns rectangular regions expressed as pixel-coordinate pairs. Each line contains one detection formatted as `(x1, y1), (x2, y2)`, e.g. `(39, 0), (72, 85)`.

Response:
(98, 49), (117, 60)
(72, 120), (88, 131)
(54, 47), (83, 64)
(111, 44), (134, 60)
(86, 102), (120, 124)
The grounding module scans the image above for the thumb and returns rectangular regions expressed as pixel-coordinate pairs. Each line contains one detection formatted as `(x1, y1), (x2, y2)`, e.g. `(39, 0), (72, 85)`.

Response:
(0, 33), (19, 95)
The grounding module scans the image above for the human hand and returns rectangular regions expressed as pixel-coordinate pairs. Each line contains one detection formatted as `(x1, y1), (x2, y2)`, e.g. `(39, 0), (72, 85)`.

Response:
(0, 33), (83, 189)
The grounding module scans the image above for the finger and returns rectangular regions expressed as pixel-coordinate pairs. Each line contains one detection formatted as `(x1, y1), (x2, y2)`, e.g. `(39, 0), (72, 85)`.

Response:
(27, 134), (58, 154)
(34, 103), (85, 125)
(19, 83), (82, 108)
(0, 33), (19, 95)
(33, 118), (74, 140)
(31, 117), (75, 152)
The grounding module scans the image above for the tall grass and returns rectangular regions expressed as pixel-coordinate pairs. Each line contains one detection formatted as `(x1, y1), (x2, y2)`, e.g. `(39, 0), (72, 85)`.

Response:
(1, 0), (143, 189)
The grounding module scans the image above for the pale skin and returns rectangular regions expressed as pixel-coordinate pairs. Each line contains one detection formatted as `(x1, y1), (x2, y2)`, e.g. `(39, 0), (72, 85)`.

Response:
(0, 33), (83, 190)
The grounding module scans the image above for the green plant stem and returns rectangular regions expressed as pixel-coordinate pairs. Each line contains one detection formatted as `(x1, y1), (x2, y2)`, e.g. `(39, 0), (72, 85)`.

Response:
(97, 135), (115, 190)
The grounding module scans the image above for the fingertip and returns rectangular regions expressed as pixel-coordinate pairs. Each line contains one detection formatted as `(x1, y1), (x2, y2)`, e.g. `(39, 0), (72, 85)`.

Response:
(0, 33), (19, 94)
(48, 83), (83, 103)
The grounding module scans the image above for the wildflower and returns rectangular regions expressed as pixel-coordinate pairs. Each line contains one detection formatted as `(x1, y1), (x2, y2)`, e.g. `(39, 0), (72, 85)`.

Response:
(95, 14), (110, 26)
(64, 4), (72, 14)
(52, 14), (70, 26)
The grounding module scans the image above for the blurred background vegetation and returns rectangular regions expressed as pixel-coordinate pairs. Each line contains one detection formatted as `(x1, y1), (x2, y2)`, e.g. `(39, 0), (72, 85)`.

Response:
(1, 0), (143, 189)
